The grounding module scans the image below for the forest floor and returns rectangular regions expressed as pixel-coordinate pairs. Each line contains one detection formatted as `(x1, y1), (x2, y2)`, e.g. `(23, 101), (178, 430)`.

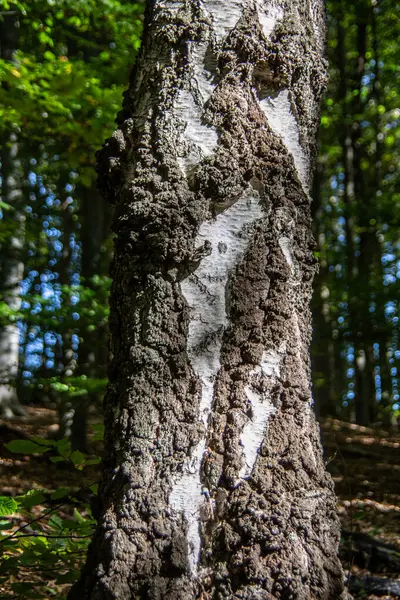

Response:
(321, 418), (400, 599)
(0, 408), (399, 599)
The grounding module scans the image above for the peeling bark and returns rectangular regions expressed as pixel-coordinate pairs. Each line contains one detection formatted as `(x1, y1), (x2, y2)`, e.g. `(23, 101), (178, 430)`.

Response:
(69, 1), (347, 598)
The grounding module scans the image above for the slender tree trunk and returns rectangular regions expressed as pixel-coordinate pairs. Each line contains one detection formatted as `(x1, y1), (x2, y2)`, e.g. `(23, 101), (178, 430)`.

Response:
(70, 183), (113, 450)
(57, 185), (78, 438)
(311, 161), (344, 418)
(0, 13), (25, 417)
(338, 4), (375, 426)
(370, 6), (392, 423)
(70, 1), (346, 598)
(336, 10), (360, 423)
(0, 146), (24, 416)
(351, 10), (377, 426)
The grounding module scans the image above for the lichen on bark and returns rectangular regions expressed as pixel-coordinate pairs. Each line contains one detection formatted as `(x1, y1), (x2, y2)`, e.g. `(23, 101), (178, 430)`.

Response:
(69, 1), (347, 599)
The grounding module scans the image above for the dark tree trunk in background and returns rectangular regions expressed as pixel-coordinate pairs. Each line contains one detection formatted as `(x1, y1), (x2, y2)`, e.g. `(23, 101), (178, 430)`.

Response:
(337, 2), (375, 426)
(78, 182), (112, 383)
(370, 7), (392, 424)
(352, 14), (376, 426)
(70, 184), (113, 450)
(311, 162), (344, 418)
(70, 1), (346, 598)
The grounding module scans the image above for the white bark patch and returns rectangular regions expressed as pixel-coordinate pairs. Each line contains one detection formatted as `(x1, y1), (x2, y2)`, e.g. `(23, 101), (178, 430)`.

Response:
(308, 0), (321, 41)
(238, 350), (280, 480)
(278, 236), (294, 270)
(255, 1), (283, 39)
(240, 387), (275, 480)
(174, 38), (218, 175)
(201, 0), (243, 42)
(260, 89), (309, 189)
(175, 88), (218, 175)
(156, 0), (185, 11)
(190, 41), (216, 104)
(0, 325), (20, 377)
(168, 439), (206, 575)
(169, 192), (264, 573)
(0, 246), (23, 413)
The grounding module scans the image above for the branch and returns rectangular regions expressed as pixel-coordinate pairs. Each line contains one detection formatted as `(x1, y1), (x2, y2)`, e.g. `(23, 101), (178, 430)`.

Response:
(0, 504), (65, 544)
(0, 480), (99, 544)
(10, 533), (93, 540)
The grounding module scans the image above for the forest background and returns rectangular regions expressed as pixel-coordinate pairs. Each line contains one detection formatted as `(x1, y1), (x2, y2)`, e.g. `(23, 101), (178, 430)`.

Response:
(0, 0), (399, 598)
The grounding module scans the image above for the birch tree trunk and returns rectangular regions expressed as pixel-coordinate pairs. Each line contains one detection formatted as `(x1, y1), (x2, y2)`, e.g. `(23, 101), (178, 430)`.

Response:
(70, 1), (346, 598)
(0, 152), (24, 417)
(0, 13), (25, 417)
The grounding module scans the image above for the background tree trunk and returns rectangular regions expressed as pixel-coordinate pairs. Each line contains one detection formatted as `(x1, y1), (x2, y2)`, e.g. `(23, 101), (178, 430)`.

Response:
(0, 12), (25, 417)
(70, 183), (113, 451)
(56, 177), (78, 440)
(0, 138), (24, 417)
(70, 1), (346, 598)
(311, 161), (344, 418)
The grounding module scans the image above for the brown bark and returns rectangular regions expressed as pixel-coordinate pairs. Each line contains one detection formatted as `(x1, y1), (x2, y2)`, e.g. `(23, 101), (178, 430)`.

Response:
(69, 1), (346, 598)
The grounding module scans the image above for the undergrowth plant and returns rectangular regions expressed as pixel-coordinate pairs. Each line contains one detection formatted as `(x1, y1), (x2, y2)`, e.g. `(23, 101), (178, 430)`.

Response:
(0, 425), (103, 599)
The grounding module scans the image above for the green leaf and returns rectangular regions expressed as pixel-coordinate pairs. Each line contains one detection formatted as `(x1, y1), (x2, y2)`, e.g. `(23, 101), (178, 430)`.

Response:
(0, 200), (12, 211)
(30, 436), (57, 448)
(51, 487), (70, 500)
(18, 490), (47, 509)
(43, 50), (55, 61)
(6, 440), (51, 455)
(73, 508), (87, 525)
(0, 497), (18, 516)
(50, 382), (69, 392)
(83, 457), (101, 467)
(56, 570), (80, 584)
(70, 450), (85, 466)
(0, 520), (12, 530)
(55, 439), (72, 459)
(49, 456), (65, 463)
(49, 514), (63, 531)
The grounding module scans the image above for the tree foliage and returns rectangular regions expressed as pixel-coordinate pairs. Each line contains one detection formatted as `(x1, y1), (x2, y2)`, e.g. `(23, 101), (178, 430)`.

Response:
(312, 0), (400, 425)
(0, 0), (144, 415)
(0, 431), (101, 599)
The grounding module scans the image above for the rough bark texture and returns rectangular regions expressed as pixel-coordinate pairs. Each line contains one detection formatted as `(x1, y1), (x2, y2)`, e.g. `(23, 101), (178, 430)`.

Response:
(70, 1), (346, 598)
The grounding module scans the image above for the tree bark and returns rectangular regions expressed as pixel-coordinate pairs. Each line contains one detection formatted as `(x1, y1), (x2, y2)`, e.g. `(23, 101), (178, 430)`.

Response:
(70, 1), (346, 598)
(0, 12), (25, 417)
